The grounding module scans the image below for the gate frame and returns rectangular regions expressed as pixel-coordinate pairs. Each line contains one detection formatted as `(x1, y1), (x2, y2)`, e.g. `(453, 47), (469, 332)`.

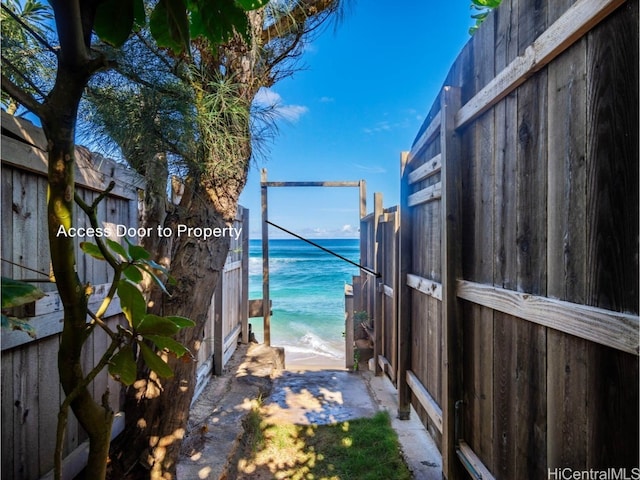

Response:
(260, 168), (367, 345)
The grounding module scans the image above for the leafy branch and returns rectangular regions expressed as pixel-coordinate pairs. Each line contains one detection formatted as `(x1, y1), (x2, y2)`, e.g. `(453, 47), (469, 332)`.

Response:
(469, 0), (502, 35)
(48, 185), (196, 480)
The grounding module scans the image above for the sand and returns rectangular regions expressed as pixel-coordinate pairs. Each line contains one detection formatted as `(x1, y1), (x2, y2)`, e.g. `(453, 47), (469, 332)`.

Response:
(282, 349), (347, 371)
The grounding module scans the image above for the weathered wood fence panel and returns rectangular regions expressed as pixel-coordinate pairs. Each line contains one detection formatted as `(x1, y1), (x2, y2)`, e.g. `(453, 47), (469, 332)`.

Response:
(355, 0), (638, 479)
(1, 113), (141, 480)
(1, 113), (250, 479)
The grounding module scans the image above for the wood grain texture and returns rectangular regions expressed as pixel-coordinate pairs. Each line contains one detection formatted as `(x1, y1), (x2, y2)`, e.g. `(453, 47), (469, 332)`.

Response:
(515, 67), (548, 295)
(38, 336), (61, 476)
(492, 311), (517, 479)
(458, 280), (639, 355)
(1, 352), (14, 477)
(546, 331), (588, 469)
(408, 153), (441, 185)
(407, 370), (443, 433)
(455, 0), (626, 129)
(584, 1), (639, 470)
(406, 274), (442, 301)
(462, 303), (494, 471)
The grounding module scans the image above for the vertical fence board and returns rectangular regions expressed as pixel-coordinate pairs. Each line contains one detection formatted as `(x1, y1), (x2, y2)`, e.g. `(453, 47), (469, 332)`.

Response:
(397, 151), (413, 419)
(470, 9), (495, 287)
(547, 39), (587, 304)
(38, 335), (61, 477)
(514, 321), (547, 478)
(546, 25), (590, 472)
(1, 167), (13, 278)
(462, 303), (494, 470)
(241, 207), (250, 344)
(585, 0), (639, 314)
(547, 331), (588, 469)
(440, 86), (463, 480)
(584, 1), (639, 470)
(492, 312), (517, 479)
(493, 0), (519, 292)
(515, 71), (548, 295)
(15, 345), (40, 479)
(12, 170), (38, 281)
(1, 352), (14, 477)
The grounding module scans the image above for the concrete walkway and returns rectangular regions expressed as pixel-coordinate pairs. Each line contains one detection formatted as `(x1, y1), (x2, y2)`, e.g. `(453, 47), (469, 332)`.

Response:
(177, 344), (442, 479)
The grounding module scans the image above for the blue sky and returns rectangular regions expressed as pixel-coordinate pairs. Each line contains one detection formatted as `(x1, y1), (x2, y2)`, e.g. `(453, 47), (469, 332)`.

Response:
(241, 1), (474, 238)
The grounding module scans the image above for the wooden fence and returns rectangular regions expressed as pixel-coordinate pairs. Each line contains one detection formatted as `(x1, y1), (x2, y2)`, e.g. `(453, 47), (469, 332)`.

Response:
(196, 205), (249, 398)
(1, 112), (249, 480)
(350, 0), (639, 478)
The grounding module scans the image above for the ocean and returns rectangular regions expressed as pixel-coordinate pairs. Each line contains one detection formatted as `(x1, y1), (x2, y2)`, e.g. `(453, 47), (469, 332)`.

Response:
(248, 238), (360, 367)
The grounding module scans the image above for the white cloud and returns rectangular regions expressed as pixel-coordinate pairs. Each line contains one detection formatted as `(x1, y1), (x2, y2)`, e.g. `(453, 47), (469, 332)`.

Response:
(363, 121), (393, 134)
(277, 105), (309, 122)
(253, 87), (308, 123)
(352, 163), (387, 174)
(319, 96), (335, 103)
(254, 87), (281, 105)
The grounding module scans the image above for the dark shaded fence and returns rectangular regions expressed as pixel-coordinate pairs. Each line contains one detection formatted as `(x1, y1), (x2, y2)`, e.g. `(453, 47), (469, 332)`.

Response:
(350, 0), (639, 478)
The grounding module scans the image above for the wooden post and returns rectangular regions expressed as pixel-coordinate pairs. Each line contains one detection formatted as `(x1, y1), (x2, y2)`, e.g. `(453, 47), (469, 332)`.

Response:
(345, 284), (354, 370)
(373, 192), (384, 375)
(260, 169), (271, 346)
(241, 206), (250, 344)
(359, 180), (367, 219)
(440, 86), (463, 479)
(390, 208), (400, 380)
(213, 271), (224, 375)
(358, 180), (367, 304)
(397, 151), (412, 420)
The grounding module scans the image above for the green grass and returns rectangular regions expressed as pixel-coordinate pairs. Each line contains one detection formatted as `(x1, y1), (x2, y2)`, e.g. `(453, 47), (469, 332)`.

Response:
(234, 410), (412, 480)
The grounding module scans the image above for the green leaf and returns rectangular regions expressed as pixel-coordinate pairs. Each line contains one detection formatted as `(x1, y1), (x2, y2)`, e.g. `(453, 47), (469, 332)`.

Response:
(80, 242), (105, 260)
(146, 335), (190, 357)
(94, 0), (135, 47)
(166, 315), (195, 328)
(1, 313), (37, 338)
(139, 342), (174, 378)
(150, 0), (190, 53)
(117, 280), (146, 328)
(136, 314), (181, 336)
(108, 345), (137, 385)
(190, 0), (249, 45)
(125, 238), (150, 261)
(235, 0), (269, 11)
(1, 277), (46, 308)
(123, 264), (144, 283)
(107, 239), (130, 261)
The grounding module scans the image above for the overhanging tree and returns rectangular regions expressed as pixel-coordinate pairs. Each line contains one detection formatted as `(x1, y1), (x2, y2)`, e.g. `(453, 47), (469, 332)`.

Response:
(79, 2), (348, 478)
(1, 1), (268, 479)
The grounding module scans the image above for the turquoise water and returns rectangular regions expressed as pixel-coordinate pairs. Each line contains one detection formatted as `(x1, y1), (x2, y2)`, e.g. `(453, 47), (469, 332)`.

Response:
(248, 238), (360, 364)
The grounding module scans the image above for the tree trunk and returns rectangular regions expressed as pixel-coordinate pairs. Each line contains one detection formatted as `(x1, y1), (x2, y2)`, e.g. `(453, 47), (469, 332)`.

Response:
(45, 64), (114, 480)
(112, 181), (232, 479)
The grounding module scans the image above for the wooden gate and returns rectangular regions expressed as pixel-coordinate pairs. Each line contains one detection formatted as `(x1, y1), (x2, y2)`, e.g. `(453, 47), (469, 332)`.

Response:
(374, 205), (399, 381)
(397, 0), (639, 478)
(398, 86), (462, 474)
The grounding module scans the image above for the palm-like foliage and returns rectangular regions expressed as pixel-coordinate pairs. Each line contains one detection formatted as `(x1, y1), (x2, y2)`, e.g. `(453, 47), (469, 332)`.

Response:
(1, 0), (56, 114)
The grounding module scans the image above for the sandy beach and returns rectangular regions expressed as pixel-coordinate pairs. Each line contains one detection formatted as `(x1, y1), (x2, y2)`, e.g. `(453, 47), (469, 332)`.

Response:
(282, 349), (346, 371)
